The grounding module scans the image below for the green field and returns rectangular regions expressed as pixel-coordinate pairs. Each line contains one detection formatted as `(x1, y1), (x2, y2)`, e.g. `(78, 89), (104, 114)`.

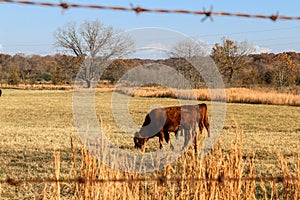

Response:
(0, 89), (299, 198)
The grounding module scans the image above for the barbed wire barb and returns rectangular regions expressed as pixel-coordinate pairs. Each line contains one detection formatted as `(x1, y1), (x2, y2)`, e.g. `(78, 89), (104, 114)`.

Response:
(201, 6), (214, 22)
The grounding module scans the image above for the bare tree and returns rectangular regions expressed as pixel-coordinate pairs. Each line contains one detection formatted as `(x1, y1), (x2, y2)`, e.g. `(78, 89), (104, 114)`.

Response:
(170, 38), (208, 59)
(54, 20), (134, 87)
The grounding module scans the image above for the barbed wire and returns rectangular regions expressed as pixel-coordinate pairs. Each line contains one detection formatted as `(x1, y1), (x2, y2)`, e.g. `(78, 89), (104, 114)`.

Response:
(1, 0), (300, 21)
(1, 175), (299, 186)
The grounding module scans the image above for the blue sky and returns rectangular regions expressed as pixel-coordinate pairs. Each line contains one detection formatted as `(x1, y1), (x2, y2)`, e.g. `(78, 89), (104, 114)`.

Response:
(1, 0), (300, 56)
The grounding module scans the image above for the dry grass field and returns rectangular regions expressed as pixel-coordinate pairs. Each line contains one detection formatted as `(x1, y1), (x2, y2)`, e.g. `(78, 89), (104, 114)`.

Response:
(0, 89), (299, 199)
(116, 86), (300, 106)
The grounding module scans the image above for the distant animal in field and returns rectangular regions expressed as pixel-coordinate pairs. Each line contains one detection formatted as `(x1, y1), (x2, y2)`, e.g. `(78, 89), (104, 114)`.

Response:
(133, 104), (210, 153)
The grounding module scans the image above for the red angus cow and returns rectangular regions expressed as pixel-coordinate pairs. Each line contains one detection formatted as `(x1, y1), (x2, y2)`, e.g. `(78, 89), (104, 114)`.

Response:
(134, 104), (210, 152)
(134, 106), (181, 151)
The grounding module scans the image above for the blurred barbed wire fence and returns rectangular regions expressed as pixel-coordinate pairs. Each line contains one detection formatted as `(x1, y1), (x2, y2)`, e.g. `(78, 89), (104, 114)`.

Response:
(1, 0), (300, 21)
(1, 175), (299, 186)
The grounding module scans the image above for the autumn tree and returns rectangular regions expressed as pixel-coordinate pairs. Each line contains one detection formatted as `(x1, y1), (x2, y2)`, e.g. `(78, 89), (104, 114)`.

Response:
(54, 20), (134, 88)
(211, 38), (256, 85)
(101, 59), (130, 84)
(272, 53), (297, 87)
(10, 54), (32, 84)
(7, 65), (20, 85)
(51, 54), (82, 84)
(0, 54), (12, 85)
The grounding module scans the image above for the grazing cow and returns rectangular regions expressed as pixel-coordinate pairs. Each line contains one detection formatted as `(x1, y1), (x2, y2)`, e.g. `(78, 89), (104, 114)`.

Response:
(134, 106), (182, 151)
(134, 104), (210, 152)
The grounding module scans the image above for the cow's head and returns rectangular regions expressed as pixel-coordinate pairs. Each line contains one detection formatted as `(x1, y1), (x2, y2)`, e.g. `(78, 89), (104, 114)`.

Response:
(134, 132), (147, 150)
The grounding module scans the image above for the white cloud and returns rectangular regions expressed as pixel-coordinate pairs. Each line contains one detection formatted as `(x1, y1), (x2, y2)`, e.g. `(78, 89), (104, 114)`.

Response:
(129, 42), (171, 59)
(253, 45), (273, 54)
(130, 39), (212, 59)
(145, 42), (168, 49)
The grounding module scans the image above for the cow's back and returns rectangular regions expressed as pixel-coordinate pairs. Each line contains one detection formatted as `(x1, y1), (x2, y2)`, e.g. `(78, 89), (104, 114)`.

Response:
(139, 106), (182, 137)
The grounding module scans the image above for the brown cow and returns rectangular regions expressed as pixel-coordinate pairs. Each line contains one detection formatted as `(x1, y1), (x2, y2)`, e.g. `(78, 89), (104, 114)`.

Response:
(134, 104), (210, 152)
(134, 106), (181, 151)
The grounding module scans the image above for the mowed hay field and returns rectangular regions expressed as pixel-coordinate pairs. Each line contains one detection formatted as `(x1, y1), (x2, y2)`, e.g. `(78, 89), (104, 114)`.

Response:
(0, 89), (300, 199)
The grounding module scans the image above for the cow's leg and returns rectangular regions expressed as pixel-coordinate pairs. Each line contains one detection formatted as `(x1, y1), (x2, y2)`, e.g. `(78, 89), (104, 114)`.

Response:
(142, 142), (146, 152)
(141, 138), (149, 152)
(198, 121), (204, 135)
(204, 120), (210, 137)
(164, 130), (174, 150)
(159, 131), (165, 149)
(194, 132), (198, 154)
(176, 128), (184, 139)
(180, 129), (184, 136)
(183, 127), (190, 149)
(203, 110), (210, 137)
(164, 130), (169, 143)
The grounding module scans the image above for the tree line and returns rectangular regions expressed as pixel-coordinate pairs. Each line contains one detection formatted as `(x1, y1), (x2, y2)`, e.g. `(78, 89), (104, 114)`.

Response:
(0, 20), (299, 89)
(0, 51), (299, 88)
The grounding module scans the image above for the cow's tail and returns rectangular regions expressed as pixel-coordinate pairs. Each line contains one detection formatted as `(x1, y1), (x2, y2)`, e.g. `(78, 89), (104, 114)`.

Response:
(203, 104), (210, 137)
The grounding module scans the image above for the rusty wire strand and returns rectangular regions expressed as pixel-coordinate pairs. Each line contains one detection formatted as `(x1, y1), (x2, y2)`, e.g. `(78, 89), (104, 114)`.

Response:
(1, 0), (300, 21)
(1, 176), (299, 186)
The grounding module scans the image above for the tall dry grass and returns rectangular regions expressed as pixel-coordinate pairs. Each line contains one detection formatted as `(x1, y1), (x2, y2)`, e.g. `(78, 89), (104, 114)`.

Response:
(41, 126), (300, 199)
(116, 86), (300, 106)
(2, 83), (299, 106)
(0, 83), (74, 90)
